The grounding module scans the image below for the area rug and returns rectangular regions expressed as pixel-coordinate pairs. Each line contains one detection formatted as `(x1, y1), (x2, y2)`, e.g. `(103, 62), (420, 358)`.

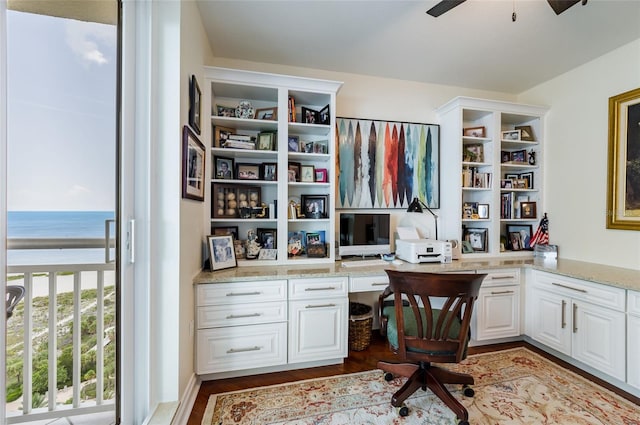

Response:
(202, 347), (640, 424)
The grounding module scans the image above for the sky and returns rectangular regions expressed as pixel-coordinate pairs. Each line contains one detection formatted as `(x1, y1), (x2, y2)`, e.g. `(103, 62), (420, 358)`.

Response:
(6, 10), (116, 211)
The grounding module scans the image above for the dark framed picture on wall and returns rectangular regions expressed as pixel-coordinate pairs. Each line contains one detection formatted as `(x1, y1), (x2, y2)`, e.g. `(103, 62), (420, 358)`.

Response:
(189, 74), (201, 135)
(182, 125), (206, 201)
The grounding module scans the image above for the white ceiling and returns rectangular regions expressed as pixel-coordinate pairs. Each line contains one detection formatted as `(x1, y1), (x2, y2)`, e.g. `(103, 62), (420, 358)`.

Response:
(196, 0), (640, 94)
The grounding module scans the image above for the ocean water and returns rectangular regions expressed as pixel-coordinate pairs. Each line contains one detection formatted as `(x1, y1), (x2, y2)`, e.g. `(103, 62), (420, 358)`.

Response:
(7, 211), (115, 265)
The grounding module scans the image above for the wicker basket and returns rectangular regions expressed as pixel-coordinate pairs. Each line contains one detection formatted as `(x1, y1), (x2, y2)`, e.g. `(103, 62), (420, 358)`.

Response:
(348, 302), (373, 351)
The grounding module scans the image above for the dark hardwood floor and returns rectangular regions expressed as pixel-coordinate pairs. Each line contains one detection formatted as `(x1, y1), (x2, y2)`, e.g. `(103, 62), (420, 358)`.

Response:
(188, 333), (639, 424)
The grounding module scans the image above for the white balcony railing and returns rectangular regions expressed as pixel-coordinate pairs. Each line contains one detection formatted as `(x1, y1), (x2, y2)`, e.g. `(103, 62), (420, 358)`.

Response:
(5, 238), (116, 424)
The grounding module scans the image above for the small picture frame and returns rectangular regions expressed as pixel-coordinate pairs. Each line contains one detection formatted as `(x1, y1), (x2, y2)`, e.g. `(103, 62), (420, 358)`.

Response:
(301, 107), (319, 124)
(509, 232), (523, 251)
(300, 165), (315, 182)
(234, 239), (246, 259)
(507, 224), (533, 250)
(288, 162), (301, 182)
(188, 75), (201, 135)
(464, 227), (487, 253)
(288, 136), (300, 152)
(313, 140), (328, 154)
(301, 194), (328, 219)
(257, 132), (275, 151)
(501, 151), (511, 163)
(505, 173), (519, 180)
(262, 163), (277, 181)
(315, 168), (328, 182)
(211, 226), (239, 239)
(257, 228), (277, 249)
(258, 249), (278, 260)
(214, 156), (234, 180)
(519, 172), (533, 189)
(463, 144), (484, 163)
(513, 179), (528, 189)
(500, 179), (513, 189)
(300, 140), (314, 153)
(463, 126), (485, 138)
(255, 107), (277, 121)
(207, 235), (237, 271)
(236, 163), (260, 180)
(520, 201), (537, 219)
(510, 149), (527, 163)
(318, 104), (330, 125)
(461, 240), (474, 254)
(515, 125), (534, 141)
(502, 129), (522, 141)
(216, 105), (236, 117)
(306, 243), (327, 258)
(182, 125), (206, 201)
(214, 125), (235, 148)
(477, 204), (489, 219)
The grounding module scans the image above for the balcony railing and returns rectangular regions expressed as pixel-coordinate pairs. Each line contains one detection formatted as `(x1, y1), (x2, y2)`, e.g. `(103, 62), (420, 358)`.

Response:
(5, 238), (116, 424)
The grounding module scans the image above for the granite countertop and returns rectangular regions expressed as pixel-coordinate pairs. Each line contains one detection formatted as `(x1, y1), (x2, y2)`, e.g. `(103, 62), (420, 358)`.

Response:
(194, 257), (640, 292)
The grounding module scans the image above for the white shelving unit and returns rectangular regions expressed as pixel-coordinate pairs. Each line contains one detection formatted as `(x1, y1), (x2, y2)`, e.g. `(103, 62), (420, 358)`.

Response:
(438, 97), (548, 258)
(204, 66), (342, 266)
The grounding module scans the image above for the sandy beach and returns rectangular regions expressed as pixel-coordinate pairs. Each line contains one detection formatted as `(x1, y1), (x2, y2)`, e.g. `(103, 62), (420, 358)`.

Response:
(7, 271), (116, 298)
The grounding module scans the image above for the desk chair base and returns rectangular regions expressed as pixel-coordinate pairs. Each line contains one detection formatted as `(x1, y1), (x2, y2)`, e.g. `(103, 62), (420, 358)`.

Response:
(377, 360), (474, 424)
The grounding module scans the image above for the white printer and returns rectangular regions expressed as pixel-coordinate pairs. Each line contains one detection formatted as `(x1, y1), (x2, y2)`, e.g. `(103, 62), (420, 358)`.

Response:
(395, 239), (452, 264)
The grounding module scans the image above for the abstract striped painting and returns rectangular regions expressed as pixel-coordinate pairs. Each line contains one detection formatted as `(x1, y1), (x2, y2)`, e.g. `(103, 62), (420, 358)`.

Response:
(336, 118), (439, 209)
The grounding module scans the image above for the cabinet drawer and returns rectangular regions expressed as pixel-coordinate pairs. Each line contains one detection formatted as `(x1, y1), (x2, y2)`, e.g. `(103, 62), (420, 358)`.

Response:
(196, 322), (287, 374)
(289, 276), (348, 299)
(197, 301), (287, 329)
(480, 268), (520, 287)
(532, 271), (625, 312)
(628, 290), (640, 316)
(196, 280), (287, 306)
(349, 274), (389, 293)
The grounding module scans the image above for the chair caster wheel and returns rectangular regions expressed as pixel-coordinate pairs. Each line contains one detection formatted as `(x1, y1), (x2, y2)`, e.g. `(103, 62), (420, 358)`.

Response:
(398, 405), (409, 417)
(463, 386), (474, 397)
(384, 372), (394, 381)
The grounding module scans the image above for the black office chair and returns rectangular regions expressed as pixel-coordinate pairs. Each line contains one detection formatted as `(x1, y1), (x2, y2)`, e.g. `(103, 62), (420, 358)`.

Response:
(6, 285), (25, 319)
(377, 270), (485, 424)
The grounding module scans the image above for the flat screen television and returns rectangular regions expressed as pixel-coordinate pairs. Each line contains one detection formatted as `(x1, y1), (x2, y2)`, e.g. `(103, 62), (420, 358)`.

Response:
(338, 213), (391, 257)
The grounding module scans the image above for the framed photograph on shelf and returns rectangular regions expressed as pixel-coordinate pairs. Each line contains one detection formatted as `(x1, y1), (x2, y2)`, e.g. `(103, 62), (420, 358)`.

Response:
(300, 165), (315, 182)
(257, 132), (275, 151)
(478, 204), (489, 219)
(301, 194), (328, 219)
(506, 224), (533, 250)
(214, 156), (234, 179)
(211, 226), (239, 239)
(509, 232), (523, 251)
(464, 227), (487, 252)
(520, 201), (537, 218)
(313, 140), (328, 154)
(301, 107), (319, 124)
(216, 105), (236, 117)
(258, 249), (278, 260)
(257, 228), (277, 249)
(461, 240), (474, 254)
(236, 163), (260, 180)
(519, 172), (533, 189)
(300, 140), (314, 153)
(607, 87), (640, 230)
(262, 163), (277, 181)
(288, 162), (301, 182)
(510, 149), (527, 163)
(255, 107), (277, 121)
(515, 125), (535, 141)
(501, 151), (511, 163)
(214, 125), (235, 148)
(319, 104), (330, 125)
(500, 179), (513, 189)
(288, 136), (299, 152)
(182, 125), (206, 201)
(463, 144), (484, 162)
(188, 74), (201, 135)
(502, 129), (521, 141)
(505, 173), (519, 180)
(463, 126), (485, 138)
(315, 168), (328, 182)
(207, 235), (237, 271)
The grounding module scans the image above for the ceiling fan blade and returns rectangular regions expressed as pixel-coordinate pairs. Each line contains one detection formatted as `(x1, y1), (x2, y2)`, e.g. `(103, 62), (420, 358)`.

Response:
(547, 0), (581, 15)
(426, 0), (467, 17)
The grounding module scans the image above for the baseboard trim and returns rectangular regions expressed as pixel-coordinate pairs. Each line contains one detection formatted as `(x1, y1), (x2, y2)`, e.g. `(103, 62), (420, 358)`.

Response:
(172, 373), (200, 425)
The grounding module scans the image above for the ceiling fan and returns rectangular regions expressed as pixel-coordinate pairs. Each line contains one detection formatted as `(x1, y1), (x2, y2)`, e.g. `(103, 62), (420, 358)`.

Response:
(426, 0), (588, 17)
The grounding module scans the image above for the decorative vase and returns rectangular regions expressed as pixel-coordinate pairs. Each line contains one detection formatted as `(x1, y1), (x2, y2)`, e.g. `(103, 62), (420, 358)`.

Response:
(235, 100), (255, 119)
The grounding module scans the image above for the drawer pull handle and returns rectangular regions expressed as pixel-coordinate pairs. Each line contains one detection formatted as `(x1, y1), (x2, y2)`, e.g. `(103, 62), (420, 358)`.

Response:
(306, 303), (336, 309)
(552, 282), (587, 293)
(573, 304), (578, 333)
(227, 346), (261, 354)
(561, 300), (567, 328)
(372, 282), (388, 286)
(490, 290), (514, 295)
(305, 287), (336, 291)
(226, 291), (262, 297)
(226, 313), (262, 319)
(490, 275), (515, 280)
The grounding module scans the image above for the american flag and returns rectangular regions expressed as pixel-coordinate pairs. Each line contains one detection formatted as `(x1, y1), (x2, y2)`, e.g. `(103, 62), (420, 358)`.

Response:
(530, 213), (549, 246)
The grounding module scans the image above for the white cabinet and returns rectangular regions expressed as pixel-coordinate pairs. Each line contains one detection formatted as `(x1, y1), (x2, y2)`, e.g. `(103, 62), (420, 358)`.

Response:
(195, 280), (288, 374)
(288, 276), (348, 363)
(474, 268), (521, 341)
(527, 271), (626, 381)
(437, 97), (547, 257)
(627, 290), (640, 389)
(204, 66), (342, 266)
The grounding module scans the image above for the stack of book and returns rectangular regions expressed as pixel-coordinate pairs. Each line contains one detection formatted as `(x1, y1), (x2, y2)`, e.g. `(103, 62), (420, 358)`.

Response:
(462, 167), (492, 188)
(223, 134), (256, 150)
(288, 96), (297, 123)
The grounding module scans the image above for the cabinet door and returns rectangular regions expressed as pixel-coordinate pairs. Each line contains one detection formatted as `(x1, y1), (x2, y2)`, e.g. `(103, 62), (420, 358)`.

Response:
(528, 288), (571, 355)
(627, 314), (640, 389)
(475, 285), (520, 340)
(288, 297), (348, 364)
(572, 301), (625, 381)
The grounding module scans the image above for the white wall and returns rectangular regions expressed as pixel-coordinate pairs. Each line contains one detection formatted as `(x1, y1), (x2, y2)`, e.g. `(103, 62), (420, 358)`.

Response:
(519, 39), (640, 270)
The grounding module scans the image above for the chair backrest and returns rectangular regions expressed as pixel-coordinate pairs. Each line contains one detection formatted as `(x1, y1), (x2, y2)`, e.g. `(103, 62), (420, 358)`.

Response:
(384, 270), (486, 364)
(6, 285), (25, 319)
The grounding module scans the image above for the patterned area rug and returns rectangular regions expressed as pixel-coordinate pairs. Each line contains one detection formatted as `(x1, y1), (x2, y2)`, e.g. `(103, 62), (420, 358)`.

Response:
(202, 347), (640, 424)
